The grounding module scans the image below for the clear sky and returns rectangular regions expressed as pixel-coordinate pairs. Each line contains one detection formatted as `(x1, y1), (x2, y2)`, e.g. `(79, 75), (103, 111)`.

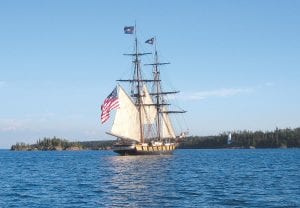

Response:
(1, 0), (300, 148)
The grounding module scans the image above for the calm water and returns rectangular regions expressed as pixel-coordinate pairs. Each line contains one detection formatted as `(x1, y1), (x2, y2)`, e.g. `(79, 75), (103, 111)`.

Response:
(0, 149), (299, 207)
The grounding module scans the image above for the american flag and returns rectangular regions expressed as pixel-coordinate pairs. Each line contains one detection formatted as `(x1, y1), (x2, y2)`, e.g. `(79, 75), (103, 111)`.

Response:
(101, 87), (119, 123)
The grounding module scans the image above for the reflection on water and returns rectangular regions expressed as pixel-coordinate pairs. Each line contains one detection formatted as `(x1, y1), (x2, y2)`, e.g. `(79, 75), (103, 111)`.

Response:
(99, 155), (175, 207)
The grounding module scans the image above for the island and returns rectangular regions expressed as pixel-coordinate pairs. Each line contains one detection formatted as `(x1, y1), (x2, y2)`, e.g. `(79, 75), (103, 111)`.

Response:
(10, 127), (300, 151)
(11, 137), (83, 151)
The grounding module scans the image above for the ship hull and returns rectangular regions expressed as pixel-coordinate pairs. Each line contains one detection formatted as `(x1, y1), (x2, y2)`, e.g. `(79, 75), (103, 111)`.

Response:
(112, 144), (176, 156)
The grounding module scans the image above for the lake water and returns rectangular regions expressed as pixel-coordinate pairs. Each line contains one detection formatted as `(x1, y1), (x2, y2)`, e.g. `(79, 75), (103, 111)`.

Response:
(0, 149), (299, 207)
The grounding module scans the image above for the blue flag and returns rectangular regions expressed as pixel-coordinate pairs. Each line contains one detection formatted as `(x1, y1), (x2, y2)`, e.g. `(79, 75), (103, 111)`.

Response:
(145, 37), (154, 45)
(124, 26), (134, 34)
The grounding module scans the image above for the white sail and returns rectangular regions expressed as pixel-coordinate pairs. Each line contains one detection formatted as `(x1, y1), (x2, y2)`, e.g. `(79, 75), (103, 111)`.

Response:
(110, 86), (141, 142)
(141, 84), (157, 124)
(161, 106), (176, 139)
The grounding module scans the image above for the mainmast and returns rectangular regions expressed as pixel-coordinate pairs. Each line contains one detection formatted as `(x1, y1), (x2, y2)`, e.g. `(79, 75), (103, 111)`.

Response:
(118, 26), (151, 143)
(134, 36), (144, 143)
(154, 49), (161, 140)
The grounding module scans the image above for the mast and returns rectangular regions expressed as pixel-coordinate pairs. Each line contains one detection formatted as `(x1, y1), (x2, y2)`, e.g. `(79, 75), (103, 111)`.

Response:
(134, 35), (144, 143)
(154, 41), (162, 140)
(145, 38), (186, 140)
(119, 26), (151, 143)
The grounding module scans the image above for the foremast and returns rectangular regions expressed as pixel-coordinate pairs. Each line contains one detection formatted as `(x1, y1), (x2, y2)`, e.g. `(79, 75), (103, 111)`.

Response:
(145, 37), (186, 140)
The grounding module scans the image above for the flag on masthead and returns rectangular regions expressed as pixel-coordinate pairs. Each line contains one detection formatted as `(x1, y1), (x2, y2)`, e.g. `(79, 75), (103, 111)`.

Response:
(101, 87), (119, 123)
(124, 26), (134, 34)
(145, 37), (154, 44)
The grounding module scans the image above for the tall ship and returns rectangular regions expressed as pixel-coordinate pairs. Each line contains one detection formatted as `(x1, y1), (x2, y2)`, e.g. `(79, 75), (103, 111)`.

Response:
(101, 26), (187, 155)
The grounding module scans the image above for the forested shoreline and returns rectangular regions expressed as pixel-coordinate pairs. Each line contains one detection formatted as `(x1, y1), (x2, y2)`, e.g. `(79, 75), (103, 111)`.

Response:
(11, 137), (83, 151)
(10, 127), (300, 151)
(178, 127), (300, 149)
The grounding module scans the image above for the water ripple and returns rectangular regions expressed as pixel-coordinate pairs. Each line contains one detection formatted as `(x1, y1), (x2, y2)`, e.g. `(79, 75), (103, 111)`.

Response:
(0, 149), (299, 207)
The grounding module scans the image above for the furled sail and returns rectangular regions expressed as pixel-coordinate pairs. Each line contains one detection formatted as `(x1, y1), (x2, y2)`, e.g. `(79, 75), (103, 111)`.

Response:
(110, 86), (141, 142)
(141, 84), (157, 124)
(161, 106), (176, 139)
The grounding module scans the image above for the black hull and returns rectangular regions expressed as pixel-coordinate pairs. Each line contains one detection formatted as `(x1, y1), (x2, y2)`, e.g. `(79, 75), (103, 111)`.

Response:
(113, 149), (174, 156)
(112, 143), (176, 156)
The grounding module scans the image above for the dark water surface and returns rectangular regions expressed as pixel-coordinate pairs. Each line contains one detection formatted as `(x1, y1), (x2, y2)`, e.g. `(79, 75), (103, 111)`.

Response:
(0, 149), (299, 207)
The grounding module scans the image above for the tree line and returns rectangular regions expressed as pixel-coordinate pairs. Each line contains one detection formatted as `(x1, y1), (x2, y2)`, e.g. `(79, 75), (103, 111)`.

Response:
(11, 137), (83, 151)
(11, 127), (300, 150)
(178, 127), (300, 149)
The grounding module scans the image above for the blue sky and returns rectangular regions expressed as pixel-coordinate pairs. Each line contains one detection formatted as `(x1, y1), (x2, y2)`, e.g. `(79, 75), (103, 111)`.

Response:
(1, 0), (300, 148)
